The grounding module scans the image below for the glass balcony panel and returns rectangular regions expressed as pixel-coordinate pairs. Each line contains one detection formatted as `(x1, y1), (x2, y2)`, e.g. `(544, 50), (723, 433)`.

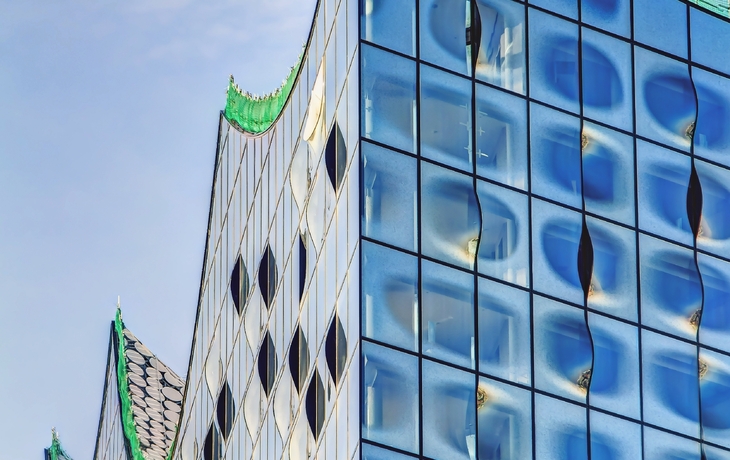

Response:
(528, 9), (579, 114)
(634, 0), (687, 58)
(362, 142), (418, 252)
(421, 162), (481, 269)
(643, 427), (701, 460)
(634, 47), (695, 152)
(696, 159), (730, 258)
(582, 121), (635, 227)
(475, 83), (528, 190)
(581, 0), (630, 38)
(362, 241), (419, 352)
(476, 180), (529, 287)
(692, 68), (730, 168)
(477, 376), (532, 459)
(581, 28), (633, 132)
(639, 235), (701, 341)
(362, 443), (418, 459)
(422, 359), (475, 460)
(529, 0), (577, 19)
(589, 411), (642, 460)
(530, 103), (582, 210)
(585, 216), (637, 322)
(699, 348), (730, 448)
(361, 0), (416, 56)
(362, 341), (419, 454)
(361, 44), (417, 153)
(475, 0), (526, 94)
(478, 277), (531, 384)
(698, 254), (730, 352)
(420, 65), (473, 173)
(587, 314), (641, 420)
(636, 139), (694, 246)
(419, 0), (469, 75)
(534, 295), (592, 402)
(534, 394), (587, 460)
(641, 330), (701, 438)
(422, 259), (475, 369)
(531, 198), (584, 305)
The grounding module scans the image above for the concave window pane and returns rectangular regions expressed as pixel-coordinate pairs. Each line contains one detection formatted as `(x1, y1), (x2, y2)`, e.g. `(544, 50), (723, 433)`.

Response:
(420, 0), (469, 75)
(477, 376), (532, 459)
(361, 0), (416, 56)
(634, 0), (687, 58)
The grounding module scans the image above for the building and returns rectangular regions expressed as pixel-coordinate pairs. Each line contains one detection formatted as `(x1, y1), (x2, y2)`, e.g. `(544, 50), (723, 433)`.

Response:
(46, 0), (730, 459)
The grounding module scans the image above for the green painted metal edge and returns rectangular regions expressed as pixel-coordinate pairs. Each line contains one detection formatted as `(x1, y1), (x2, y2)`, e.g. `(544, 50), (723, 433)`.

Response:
(223, 52), (303, 134)
(114, 308), (145, 460)
(47, 429), (73, 460)
(690, 0), (730, 17)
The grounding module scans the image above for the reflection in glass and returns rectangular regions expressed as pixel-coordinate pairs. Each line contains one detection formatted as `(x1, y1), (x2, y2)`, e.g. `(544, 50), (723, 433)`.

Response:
(534, 296), (592, 402)
(362, 142), (417, 251)
(361, 0), (416, 56)
(643, 427), (701, 460)
(362, 241), (418, 352)
(362, 341), (419, 454)
(474, 0), (525, 94)
(361, 44), (416, 153)
(698, 254), (730, 352)
(422, 260), (475, 369)
(476, 83), (527, 190)
(362, 442), (418, 460)
(640, 235), (702, 340)
(421, 162), (481, 269)
(477, 180), (529, 287)
(422, 360), (475, 460)
(534, 394), (587, 460)
(693, 68), (730, 165)
(581, 0), (630, 38)
(477, 376), (532, 459)
(634, 0), (687, 58)
(698, 349), (730, 448)
(419, 0), (468, 75)
(420, 66), (472, 173)
(589, 411), (643, 460)
(696, 161), (730, 258)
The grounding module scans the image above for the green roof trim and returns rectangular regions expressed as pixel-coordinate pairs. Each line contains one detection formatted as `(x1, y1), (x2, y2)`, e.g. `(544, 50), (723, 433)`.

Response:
(114, 308), (145, 460)
(690, 0), (730, 17)
(223, 52), (303, 134)
(47, 429), (73, 460)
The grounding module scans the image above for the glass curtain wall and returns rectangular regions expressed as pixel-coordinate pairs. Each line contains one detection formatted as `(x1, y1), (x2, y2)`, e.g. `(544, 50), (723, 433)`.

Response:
(360, 0), (730, 458)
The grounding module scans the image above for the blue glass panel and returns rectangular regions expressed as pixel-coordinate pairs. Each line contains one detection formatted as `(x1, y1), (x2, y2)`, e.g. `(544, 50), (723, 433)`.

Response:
(363, 442), (419, 459)
(691, 7), (730, 77)
(582, 122), (635, 227)
(362, 241), (419, 351)
(361, 44), (417, 153)
(643, 427), (701, 460)
(581, 28), (632, 132)
(422, 260), (475, 369)
(692, 68), (730, 168)
(634, 47), (695, 152)
(695, 159), (730, 257)
(532, 198), (584, 305)
(528, 8), (580, 114)
(530, 103), (582, 210)
(529, 0), (578, 19)
(634, 0), (688, 58)
(361, 0), (416, 56)
(581, 0), (630, 38)
(705, 445), (730, 460)
(420, 0), (469, 75)
(478, 277), (531, 384)
(699, 348), (730, 448)
(636, 140), (694, 246)
(587, 314), (640, 419)
(534, 394), (587, 460)
(362, 341), (420, 453)
(585, 217), (637, 322)
(475, 0), (526, 94)
(362, 142), (418, 252)
(420, 65), (472, 173)
(477, 376), (533, 459)
(589, 411), (642, 460)
(421, 162), (481, 269)
(642, 330), (701, 438)
(639, 235), (701, 341)
(534, 295), (592, 402)
(475, 83), (528, 190)
(422, 360), (475, 460)
(697, 254), (730, 353)
(476, 180), (529, 287)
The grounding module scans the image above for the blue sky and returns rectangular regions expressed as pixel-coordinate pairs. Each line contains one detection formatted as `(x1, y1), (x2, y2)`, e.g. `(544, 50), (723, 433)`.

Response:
(0, 0), (316, 458)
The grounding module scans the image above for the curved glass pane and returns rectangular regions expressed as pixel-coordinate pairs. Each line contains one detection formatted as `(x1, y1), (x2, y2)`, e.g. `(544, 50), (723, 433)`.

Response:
(697, 254), (730, 352)
(643, 427), (701, 460)
(589, 411), (643, 460)
(420, 0), (469, 75)
(534, 394), (587, 460)
(696, 159), (730, 257)
(634, 0), (687, 58)
(581, 0), (630, 38)
(361, 0), (416, 56)
(475, 0), (526, 94)
(692, 68), (730, 168)
(699, 348), (730, 448)
(477, 376), (533, 459)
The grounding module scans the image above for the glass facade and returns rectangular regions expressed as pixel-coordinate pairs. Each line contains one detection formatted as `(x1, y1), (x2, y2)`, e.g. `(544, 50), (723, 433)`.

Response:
(360, 0), (730, 459)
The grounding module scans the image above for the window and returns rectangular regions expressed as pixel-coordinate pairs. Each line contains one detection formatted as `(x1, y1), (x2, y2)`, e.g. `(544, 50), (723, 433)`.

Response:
(325, 123), (347, 192)
(325, 314), (348, 384)
(258, 244), (278, 309)
(288, 325), (311, 393)
(305, 370), (325, 439)
(230, 255), (250, 315)
(258, 332), (277, 396)
(216, 381), (235, 441)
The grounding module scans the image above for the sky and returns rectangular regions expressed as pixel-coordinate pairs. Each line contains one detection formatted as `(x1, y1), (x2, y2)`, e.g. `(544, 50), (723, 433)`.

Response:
(0, 0), (316, 458)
